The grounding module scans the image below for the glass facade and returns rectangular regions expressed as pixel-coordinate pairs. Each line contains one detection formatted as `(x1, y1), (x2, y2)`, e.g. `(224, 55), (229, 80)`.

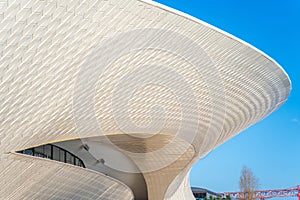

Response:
(17, 144), (85, 168)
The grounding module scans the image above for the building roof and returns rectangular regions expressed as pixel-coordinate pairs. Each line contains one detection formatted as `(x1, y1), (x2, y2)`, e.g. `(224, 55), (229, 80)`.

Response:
(191, 187), (222, 197)
(0, 0), (291, 199)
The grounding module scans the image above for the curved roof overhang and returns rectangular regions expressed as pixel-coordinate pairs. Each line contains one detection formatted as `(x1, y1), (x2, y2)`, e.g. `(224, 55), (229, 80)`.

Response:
(0, 0), (291, 199)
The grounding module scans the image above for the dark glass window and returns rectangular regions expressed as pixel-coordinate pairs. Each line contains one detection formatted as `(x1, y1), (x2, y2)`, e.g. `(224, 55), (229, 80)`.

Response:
(23, 149), (33, 156)
(79, 160), (84, 167)
(74, 157), (79, 166)
(44, 145), (52, 159)
(59, 149), (65, 162)
(34, 146), (44, 158)
(66, 152), (73, 164)
(52, 146), (60, 161)
(16, 144), (85, 168)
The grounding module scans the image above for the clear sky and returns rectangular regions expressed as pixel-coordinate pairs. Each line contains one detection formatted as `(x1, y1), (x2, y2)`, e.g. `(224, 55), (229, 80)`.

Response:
(154, 0), (300, 194)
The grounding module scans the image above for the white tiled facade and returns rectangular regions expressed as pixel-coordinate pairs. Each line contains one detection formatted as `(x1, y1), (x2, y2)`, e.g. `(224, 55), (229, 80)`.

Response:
(0, 0), (291, 199)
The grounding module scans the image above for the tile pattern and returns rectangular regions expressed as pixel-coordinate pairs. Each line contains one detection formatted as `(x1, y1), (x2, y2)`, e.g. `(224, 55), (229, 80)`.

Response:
(0, 0), (291, 199)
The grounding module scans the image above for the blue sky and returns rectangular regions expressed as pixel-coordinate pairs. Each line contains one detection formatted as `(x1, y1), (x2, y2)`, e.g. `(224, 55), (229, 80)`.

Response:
(154, 0), (300, 194)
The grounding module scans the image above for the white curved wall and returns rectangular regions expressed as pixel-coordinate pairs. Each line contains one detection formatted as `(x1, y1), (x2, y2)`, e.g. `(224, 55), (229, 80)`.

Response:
(54, 139), (148, 199)
(0, 153), (133, 199)
(0, 0), (291, 199)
